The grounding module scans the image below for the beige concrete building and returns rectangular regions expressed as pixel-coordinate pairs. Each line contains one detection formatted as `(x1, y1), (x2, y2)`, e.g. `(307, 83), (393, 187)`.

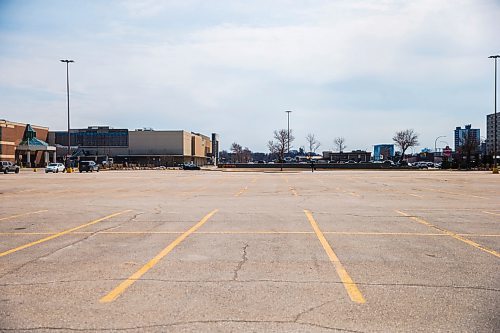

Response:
(121, 130), (212, 166)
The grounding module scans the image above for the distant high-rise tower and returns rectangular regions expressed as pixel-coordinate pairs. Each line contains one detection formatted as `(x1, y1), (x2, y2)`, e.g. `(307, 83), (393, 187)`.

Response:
(486, 113), (500, 156)
(454, 125), (480, 151)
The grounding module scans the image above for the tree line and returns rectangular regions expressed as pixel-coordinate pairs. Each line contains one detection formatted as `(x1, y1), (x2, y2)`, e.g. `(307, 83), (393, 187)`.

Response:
(223, 129), (422, 163)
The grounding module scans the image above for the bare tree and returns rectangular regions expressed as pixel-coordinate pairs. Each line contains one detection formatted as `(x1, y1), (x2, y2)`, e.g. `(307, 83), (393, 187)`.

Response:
(305, 133), (321, 157)
(242, 147), (252, 163)
(230, 142), (243, 163)
(393, 129), (419, 161)
(458, 132), (479, 169)
(334, 137), (347, 153)
(268, 129), (294, 169)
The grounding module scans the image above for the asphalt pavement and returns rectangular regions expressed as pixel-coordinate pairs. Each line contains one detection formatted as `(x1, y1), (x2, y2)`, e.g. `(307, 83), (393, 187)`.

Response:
(0, 169), (498, 332)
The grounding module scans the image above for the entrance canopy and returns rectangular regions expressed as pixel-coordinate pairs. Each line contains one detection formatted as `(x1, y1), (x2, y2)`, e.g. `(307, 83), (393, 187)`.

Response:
(16, 124), (55, 152)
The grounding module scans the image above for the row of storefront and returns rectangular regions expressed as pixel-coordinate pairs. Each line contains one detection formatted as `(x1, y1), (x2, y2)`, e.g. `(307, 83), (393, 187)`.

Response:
(0, 120), (219, 167)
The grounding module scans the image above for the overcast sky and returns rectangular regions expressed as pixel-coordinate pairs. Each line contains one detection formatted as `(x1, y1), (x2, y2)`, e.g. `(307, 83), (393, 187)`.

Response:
(1, 0), (499, 152)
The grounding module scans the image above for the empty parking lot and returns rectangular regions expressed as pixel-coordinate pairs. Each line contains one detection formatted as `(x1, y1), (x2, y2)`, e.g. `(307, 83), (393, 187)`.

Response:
(0, 169), (499, 332)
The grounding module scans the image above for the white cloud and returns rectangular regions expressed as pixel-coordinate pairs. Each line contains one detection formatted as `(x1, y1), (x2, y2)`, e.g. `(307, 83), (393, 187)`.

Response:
(1, 0), (499, 151)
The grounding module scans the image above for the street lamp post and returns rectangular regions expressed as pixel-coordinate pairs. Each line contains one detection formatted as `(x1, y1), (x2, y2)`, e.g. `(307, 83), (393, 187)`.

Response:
(489, 55), (499, 173)
(60, 59), (74, 167)
(285, 110), (292, 153)
(434, 135), (446, 155)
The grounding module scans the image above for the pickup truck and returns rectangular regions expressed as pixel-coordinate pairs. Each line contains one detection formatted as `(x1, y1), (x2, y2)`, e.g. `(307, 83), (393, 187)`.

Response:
(0, 161), (20, 174)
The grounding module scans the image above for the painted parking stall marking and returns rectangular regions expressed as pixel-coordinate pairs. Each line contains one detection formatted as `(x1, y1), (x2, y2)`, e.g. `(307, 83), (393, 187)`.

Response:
(0, 210), (132, 257)
(396, 210), (500, 258)
(304, 209), (366, 304)
(100, 209), (219, 303)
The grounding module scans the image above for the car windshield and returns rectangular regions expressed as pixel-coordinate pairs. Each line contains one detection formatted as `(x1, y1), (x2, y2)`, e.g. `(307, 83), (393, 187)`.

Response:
(48, 163), (58, 166)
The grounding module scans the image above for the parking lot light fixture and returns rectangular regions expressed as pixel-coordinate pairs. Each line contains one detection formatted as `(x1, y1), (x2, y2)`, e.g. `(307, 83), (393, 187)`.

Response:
(434, 135), (446, 154)
(60, 59), (74, 167)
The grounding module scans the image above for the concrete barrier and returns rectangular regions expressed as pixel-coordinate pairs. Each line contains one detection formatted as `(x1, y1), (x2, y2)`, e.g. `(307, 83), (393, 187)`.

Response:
(218, 163), (394, 170)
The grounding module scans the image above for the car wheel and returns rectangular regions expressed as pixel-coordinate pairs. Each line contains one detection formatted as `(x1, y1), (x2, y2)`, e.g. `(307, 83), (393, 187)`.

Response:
(15, 168), (19, 174)
(4, 169), (7, 174)
(79, 170), (82, 173)
(96, 168), (99, 172)
(56, 169), (58, 173)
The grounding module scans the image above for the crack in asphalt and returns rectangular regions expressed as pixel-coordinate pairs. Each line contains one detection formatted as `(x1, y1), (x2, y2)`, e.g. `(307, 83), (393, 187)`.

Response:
(294, 299), (336, 323)
(0, 278), (497, 293)
(0, 320), (365, 332)
(232, 244), (249, 281)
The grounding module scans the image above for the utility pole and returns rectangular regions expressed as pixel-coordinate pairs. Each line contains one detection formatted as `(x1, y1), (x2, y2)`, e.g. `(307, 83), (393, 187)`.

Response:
(285, 110), (292, 153)
(60, 59), (74, 167)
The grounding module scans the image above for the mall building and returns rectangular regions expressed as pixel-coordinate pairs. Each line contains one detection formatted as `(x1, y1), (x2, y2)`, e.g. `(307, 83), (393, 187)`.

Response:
(48, 126), (219, 166)
(1, 119), (219, 167)
(0, 119), (56, 167)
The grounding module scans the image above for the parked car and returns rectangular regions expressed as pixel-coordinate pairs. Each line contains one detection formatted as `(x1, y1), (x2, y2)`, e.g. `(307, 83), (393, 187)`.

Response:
(45, 163), (66, 173)
(396, 160), (411, 167)
(413, 162), (429, 169)
(79, 161), (100, 173)
(0, 161), (20, 174)
(181, 163), (200, 170)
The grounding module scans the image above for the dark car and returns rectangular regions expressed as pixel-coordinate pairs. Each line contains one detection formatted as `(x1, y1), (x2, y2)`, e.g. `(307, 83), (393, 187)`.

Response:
(1, 161), (20, 174)
(79, 161), (100, 173)
(181, 163), (200, 170)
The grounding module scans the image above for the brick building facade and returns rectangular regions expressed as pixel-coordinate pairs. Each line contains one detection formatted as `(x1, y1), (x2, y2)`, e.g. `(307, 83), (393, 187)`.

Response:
(0, 119), (53, 166)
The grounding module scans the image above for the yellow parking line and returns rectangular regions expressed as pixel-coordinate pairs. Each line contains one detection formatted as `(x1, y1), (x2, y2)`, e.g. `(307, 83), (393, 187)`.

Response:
(0, 232), (56, 235)
(0, 210), (48, 222)
(426, 188), (488, 199)
(483, 211), (500, 217)
(100, 209), (218, 303)
(395, 210), (500, 258)
(2, 230), (499, 238)
(304, 210), (366, 304)
(181, 186), (207, 196)
(0, 210), (131, 257)
(235, 186), (248, 197)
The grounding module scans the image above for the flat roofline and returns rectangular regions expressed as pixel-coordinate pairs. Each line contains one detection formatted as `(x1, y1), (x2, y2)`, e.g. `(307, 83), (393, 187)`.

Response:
(130, 129), (187, 132)
(116, 154), (190, 157)
(0, 119), (49, 130)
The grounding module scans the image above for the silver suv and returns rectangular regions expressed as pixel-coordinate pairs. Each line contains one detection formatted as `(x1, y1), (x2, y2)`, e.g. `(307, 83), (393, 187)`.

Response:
(1, 161), (20, 174)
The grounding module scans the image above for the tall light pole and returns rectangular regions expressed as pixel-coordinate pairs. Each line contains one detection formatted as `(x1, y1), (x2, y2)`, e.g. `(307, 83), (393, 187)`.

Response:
(285, 110), (292, 153)
(60, 59), (74, 166)
(489, 55), (499, 173)
(434, 135), (446, 154)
